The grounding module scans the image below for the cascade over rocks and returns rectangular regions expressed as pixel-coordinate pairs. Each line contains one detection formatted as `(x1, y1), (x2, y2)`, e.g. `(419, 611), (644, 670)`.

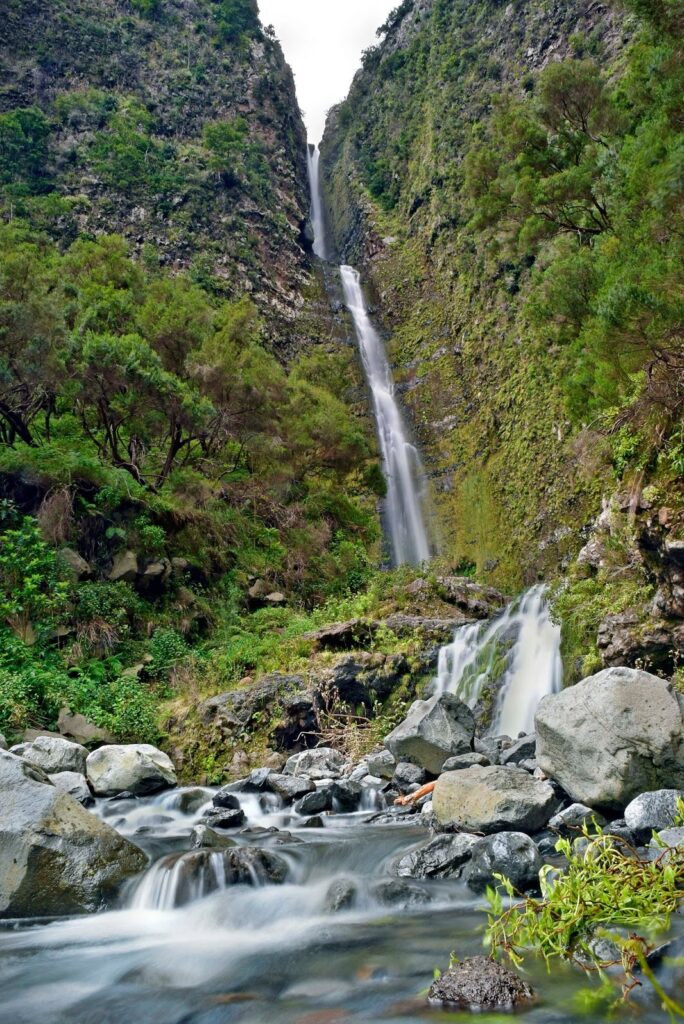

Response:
(535, 668), (684, 811)
(0, 750), (146, 918)
(396, 833), (479, 879)
(384, 693), (475, 775)
(86, 744), (177, 797)
(432, 765), (559, 834)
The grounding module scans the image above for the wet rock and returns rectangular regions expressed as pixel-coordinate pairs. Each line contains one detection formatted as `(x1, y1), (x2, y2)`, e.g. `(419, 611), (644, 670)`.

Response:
(433, 765), (559, 835)
(57, 708), (115, 746)
(624, 790), (684, 833)
(331, 779), (362, 811)
(442, 752), (490, 771)
(201, 806), (246, 830)
(50, 770), (93, 806)
(428, 956), (534, 1011)
(18, 735), (88, 775)
(373, 879), (430, 907)
(266, 773), (315, 802)
(301, 815), (325, 828)
(227, 767), (273, 793)
(500, 734), (536, 767)
(108, 549), (139, 583)
(367, 748), (396, 779)
(212, 789), (242, 810)
(536, 668), (684, 811)
(173, 788), (210, 814)
(324, 877), (357, 911)
(284, 747), (348, 780)
(384, 693), (475, 775)
(294, 787), (333, 815)
(549, 804), (607, 836)
(189, 824), (237, 850)
(159, 847), (287, 904)
(86, 744), (177, 796)
(465, 833), (542, 894)
(396, 833), (478, 879)
(0, 750), (146, 918)
(392, 761), (428, 794)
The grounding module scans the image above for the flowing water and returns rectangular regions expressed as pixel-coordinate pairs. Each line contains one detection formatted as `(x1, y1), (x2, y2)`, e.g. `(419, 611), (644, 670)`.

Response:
(306, 145), (327, 260)
(437, 585), (563, 737)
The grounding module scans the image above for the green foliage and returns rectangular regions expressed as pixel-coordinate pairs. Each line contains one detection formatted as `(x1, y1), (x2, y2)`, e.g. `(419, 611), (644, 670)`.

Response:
(148, 627), (189, 675)
(0, 108), (51, 194)
(203, 116), (270, 198)
(213, 0), (259, 45)
(0, 516), (70, 641)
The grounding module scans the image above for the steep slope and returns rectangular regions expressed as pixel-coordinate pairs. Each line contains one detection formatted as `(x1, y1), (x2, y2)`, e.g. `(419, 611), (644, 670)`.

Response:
(321, 0), (683, 676)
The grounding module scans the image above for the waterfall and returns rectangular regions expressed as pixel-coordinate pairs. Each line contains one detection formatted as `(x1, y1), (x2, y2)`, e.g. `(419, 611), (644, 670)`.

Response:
(339, 267), (431, 566)
(306, 145), (431, 566)
(307, 145), (327, 259)
(437, 585), (562, 737)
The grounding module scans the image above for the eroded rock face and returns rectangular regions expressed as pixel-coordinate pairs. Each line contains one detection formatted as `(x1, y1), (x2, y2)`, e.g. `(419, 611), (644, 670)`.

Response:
(432, 765), (559, 835)
(536, 668), (684, 811)
(0, 750), (146, 918)
(465, 833), (542, 894)
(86, 744), (177, 797)
(384, 693), (475, 775)
(428, 956), (534, 1011)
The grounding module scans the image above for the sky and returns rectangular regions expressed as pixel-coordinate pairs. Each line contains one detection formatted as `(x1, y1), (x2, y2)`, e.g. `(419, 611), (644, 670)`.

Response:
(258, 0), (398, 143)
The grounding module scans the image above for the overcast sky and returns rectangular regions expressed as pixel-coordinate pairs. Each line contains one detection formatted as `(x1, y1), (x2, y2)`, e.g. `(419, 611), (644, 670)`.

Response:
(258, 0), (398, 143)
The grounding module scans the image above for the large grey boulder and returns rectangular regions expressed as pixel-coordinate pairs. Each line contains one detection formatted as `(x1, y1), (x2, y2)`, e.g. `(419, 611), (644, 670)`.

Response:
(624, 790), (684, 833)
(548, 803), (607, 837)
(536, 668), (684, 811)
(86, 744), (177, 796)
(0, 750), (146, 918)
(384, 693), (475, 775)
(50, 771), (93, 806)
(18, 735), (88, 775)
(396, 833), (478, 879)
(465, 832), (542, 893)
(428, 956), (534, 1011)
(283, 747), (347, 780)
(432, 765), (559, 834)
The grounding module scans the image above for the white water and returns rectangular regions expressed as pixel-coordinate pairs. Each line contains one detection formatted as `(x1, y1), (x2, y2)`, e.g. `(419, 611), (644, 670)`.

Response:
(437, 585), (562, 736)
(306, 145), (327, 259)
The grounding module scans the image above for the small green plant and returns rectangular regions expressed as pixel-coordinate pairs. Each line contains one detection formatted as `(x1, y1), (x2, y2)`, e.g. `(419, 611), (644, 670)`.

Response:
(148, 627), (189, 676)
(0, 517), (70, 642)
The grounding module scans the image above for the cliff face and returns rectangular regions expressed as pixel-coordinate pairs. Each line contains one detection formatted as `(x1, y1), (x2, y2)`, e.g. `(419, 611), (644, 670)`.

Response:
(0, 0), (310, 352)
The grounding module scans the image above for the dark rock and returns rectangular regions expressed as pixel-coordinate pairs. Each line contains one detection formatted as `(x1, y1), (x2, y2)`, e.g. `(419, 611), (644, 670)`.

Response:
(548, 804), (607, 836)
(212, 789), (242, 811)
(442, 752), (490, 771)
(598, 611), (680, 674)
(301, 619), (377, 650)
(433, 765), (559, 834)
(266, 773), (315, 802)
(189, 825), (237, 850)
(301, 815), (325, 828)
(474, 736), (504, 765)
(434, 578), (508, 619)
(384, 693), (475, 774)
(373, 879), (430, 907)
(294, 787), (332, 815)
(173, 787), (210, 814)
(227, 768), (273, 793)
(324, 877), (357, 911)
(201, 807), (246, 830)
(396, 833), (478, 879)
(465, 833), (542, 894)
(392, 761), (428, 794)
(331, 779), (362, 811)
(428, 956), (534, 1010)
(155, 847), (287, 904)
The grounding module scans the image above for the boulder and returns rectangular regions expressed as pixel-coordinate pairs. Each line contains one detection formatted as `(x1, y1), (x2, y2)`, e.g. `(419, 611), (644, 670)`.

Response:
(0, 750), (146, 918)
(624, 790), (684, 833)
(396, 833), (478, 879)
(59, 547), (91, 579)
(108, 549), (139, 583)
(432, 765), (559, 835)
(86, 744), (177, 796)
(548, 804), (607, 836)
(50, 771), (93, 806)
(366, 748), (396, 780)
(465, 832), (542, 893)
(324, 878), (357, 911)
(212, 790), (242, 811)
(500, 734), (536, 767)
(0, 733), (7, 751)
(392, 761), (428, 794)
(283, 747), (348, 780)
(190, 824), (237, 850)
(428, 956), (534, 1011)
(434, 578), (508, 619)
(19, 735), (88, 775)
(301, 619), (377, 650)
(373, 879), (431, 908)
(384, 693), (475, 775)
(199, 674), (318, 754)
(536, 668), (684, 811)
(153, 847), (287, 904)
(200, 807), (246, 830)
(57, 708), (115, 746)
(331, 779), (362, 811)
(266, 773), (315, 802)
(294, 788), (332, 816)
(442, 752), (490, 771)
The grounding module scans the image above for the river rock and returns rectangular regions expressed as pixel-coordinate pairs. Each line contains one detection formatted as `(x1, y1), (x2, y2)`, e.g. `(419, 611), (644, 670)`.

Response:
(433, 765), (559, 834)
(465, 832), (542, 893)
(442, 752), (490, 771)
(624, 790), (684, 833)
(536, 668), (684, 811)
(50, 770), (93, 806)
(396, 833), (479, 879)
(428, 956), (534, 1011)
(500, 734), (536, 767)
(384, 693), (475, 775)
(331, 779), (362, 811)
(19, 735), (88, 775)
(190, 824), (237, 850)
(157, 847), (287, 904)
(267, 773), (315, 802)
(212, 790), (242, 810)
(283, 747), (348, 780)
(548, 803), (607, 836)
(366, 748), (396, 779)
(86, 744), (177, 796)
(373, 879), (431, 908)
(294, 788), (332, 815)
(0, 750), (146, 918)
(392, 761), (428, 793)
(324, 877), (357, 911)
(200, 806), (246, 829)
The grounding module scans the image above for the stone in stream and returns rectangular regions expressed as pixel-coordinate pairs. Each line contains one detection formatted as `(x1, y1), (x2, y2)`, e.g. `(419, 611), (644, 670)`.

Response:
(392, 761), (428, 794)
(173, 787), (211, 813)
(624, 790), (684, 833)
(294, 787), (333, 815)
(0, 750), (147, 918)
(283, 747), (348, 780)
(384, 693), (475, 775)
(536, 667), (684, 811)
(331, 779), (362, 811)
(212, 789), (242, 810)
(499, 734), (536, 767)
(366, 748), (397, 780)
(201, 806), (246, 830)
(50, 770), (93, 806)
(396, 833), (479, 879)
(155, 847), (288, 905)
(14, 735), (88, 775)
(324, 877), (357, 912)
(465, 833), (542, 894)
(300, 815), (325, 828)
(432, 765), (559, 835)
(428, 956), (534, 1011)
(86, 743), (177, 796)
(190, 824), (237, 850)
(373, 879), (431, 908)
(441, 752), (490, 771)
(266, 773), (315, 802)
(548, 803), (607, 836)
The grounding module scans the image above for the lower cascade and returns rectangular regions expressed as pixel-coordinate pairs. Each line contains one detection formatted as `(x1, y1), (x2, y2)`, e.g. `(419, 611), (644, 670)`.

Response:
(437, 585), (562, 737)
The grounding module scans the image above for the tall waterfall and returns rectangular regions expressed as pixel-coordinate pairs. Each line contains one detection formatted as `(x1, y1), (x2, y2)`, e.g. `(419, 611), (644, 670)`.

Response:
(437, 585), (562, 736)
(306, 145), (431, 566)
(339, 266), (431, 565)
(306, 145), (327, 259)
